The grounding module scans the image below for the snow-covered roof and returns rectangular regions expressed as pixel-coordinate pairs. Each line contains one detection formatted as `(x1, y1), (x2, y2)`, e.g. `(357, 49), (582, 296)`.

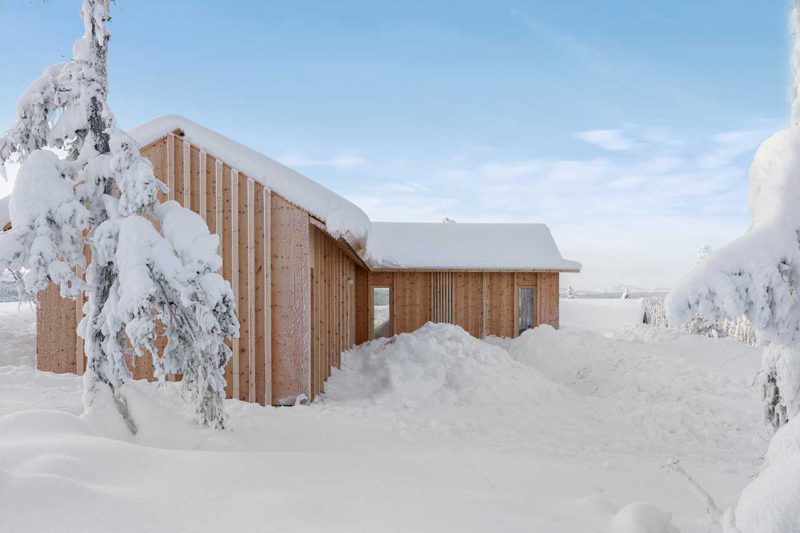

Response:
(366, 222), (581, 271)
(0, 195), (9, 228)
(129, 115), (371, 248)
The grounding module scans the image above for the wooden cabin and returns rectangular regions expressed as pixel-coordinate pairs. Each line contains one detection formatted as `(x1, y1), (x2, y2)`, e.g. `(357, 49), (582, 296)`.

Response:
(9, 116), (581, 406)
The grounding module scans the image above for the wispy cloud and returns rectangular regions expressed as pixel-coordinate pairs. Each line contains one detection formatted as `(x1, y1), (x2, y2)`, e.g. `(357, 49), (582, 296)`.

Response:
(575, 129), (634, 151)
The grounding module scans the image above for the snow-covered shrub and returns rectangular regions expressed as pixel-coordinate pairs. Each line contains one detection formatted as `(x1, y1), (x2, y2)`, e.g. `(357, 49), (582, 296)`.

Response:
(0, 0), (238, 431)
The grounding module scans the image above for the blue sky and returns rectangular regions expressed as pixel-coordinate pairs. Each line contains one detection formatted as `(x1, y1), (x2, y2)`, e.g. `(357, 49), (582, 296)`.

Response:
(0, 0), (793, 289)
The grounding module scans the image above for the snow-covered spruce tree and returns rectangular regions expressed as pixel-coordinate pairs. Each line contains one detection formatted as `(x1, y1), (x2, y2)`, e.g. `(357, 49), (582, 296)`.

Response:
(0, 0), (238, 431)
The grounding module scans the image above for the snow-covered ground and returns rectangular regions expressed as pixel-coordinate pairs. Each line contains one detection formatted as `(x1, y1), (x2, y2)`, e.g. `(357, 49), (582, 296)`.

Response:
(0, 302), (766, 532)
(560, 297), (646, 332)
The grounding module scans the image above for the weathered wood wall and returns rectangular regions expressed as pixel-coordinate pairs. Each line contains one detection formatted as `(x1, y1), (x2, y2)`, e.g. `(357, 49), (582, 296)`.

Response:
(360, 271), (561, 340)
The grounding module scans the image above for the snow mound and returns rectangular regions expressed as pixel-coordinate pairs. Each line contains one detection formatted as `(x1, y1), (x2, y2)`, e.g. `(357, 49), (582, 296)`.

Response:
(325, 322), (557, 408)
(728, 417), (800, 532)
(507, 324), (763, 461)
(611, 502), (680, 533)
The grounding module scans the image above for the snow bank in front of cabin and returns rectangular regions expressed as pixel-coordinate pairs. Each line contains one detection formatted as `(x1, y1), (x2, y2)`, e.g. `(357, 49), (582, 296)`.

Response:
(0, 305), (765, 532)
(323, 322), (563, 410)
(128, 115), (371, 247)
(326, 322), (763, 462)
(560, 298), (645, 332)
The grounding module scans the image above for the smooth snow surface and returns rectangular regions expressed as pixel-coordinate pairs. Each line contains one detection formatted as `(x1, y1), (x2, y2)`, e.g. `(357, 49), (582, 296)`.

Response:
(128, 115), (371, 247)
(366, 222), (581, 270)
(0, 308), (765, 532)
(560, 298), (645, 332)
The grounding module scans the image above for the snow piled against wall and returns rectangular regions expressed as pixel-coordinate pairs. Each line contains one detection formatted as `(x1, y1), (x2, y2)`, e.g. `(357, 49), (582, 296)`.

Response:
(325, 322), (762, 462)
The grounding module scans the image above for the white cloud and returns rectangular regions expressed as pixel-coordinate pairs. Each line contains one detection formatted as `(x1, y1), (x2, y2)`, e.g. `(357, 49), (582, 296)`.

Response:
(575, 129), (634, 151)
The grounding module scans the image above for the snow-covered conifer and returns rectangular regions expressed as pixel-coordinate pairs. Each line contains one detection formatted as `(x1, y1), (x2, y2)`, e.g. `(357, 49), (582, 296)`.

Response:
(0, 0), (238, 431)
(621, 287), (630, 300)
(565, 286), (575, 299)
(665, 127), (800, 429)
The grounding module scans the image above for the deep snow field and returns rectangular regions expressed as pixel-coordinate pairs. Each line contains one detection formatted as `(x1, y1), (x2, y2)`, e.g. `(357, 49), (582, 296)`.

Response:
(0, 301), (767, 533)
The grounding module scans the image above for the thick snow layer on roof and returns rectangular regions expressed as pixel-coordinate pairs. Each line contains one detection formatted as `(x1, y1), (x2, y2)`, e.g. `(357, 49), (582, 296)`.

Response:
(0, 195), (9, 228)
(128, 115), (371, 247)
(366, 222), (581, 271)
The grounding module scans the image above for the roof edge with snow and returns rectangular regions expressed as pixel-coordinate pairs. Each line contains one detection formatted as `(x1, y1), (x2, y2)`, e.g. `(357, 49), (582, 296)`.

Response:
(128, 115), (372, 249)
(365, 222), (581, 272)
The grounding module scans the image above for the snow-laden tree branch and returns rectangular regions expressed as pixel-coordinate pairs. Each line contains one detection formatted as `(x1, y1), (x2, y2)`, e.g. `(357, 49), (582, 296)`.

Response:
(0, 0), (238, 431)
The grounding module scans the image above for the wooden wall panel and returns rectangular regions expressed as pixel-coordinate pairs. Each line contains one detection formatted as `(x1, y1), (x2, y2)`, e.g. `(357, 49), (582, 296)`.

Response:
(393, 272), (432, 334)
(236, 176), (250, 401)
(537, 272), (560, 328)
(453, 272), (483, 338)
(271, 194), (311, 405)
(354, 267), (369, 345)
(487, 272), (515, 338)
(36, 284), (77, 374)
(309, 225), (357, 398)
(172, 135), (184, 204)
(253, 183), (267, 405)
(221, 163), (234, 398)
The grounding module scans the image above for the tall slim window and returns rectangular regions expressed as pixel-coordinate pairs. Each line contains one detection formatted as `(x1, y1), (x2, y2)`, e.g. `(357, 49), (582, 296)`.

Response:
(372, 287), (392, 339)
(518, 287), (536, 335)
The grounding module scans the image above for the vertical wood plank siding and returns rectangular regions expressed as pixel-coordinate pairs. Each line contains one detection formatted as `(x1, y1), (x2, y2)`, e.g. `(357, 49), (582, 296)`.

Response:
(362, 270), (559, 339)
(33, 132), (564, 405)
(270, 195), (311, 404)
(309, 226), (357, 398)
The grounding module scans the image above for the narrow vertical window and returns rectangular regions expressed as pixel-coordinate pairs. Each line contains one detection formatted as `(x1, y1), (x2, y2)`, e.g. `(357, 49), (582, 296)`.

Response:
(518, 287), (536, 335)
(373, 287), (392, 339)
